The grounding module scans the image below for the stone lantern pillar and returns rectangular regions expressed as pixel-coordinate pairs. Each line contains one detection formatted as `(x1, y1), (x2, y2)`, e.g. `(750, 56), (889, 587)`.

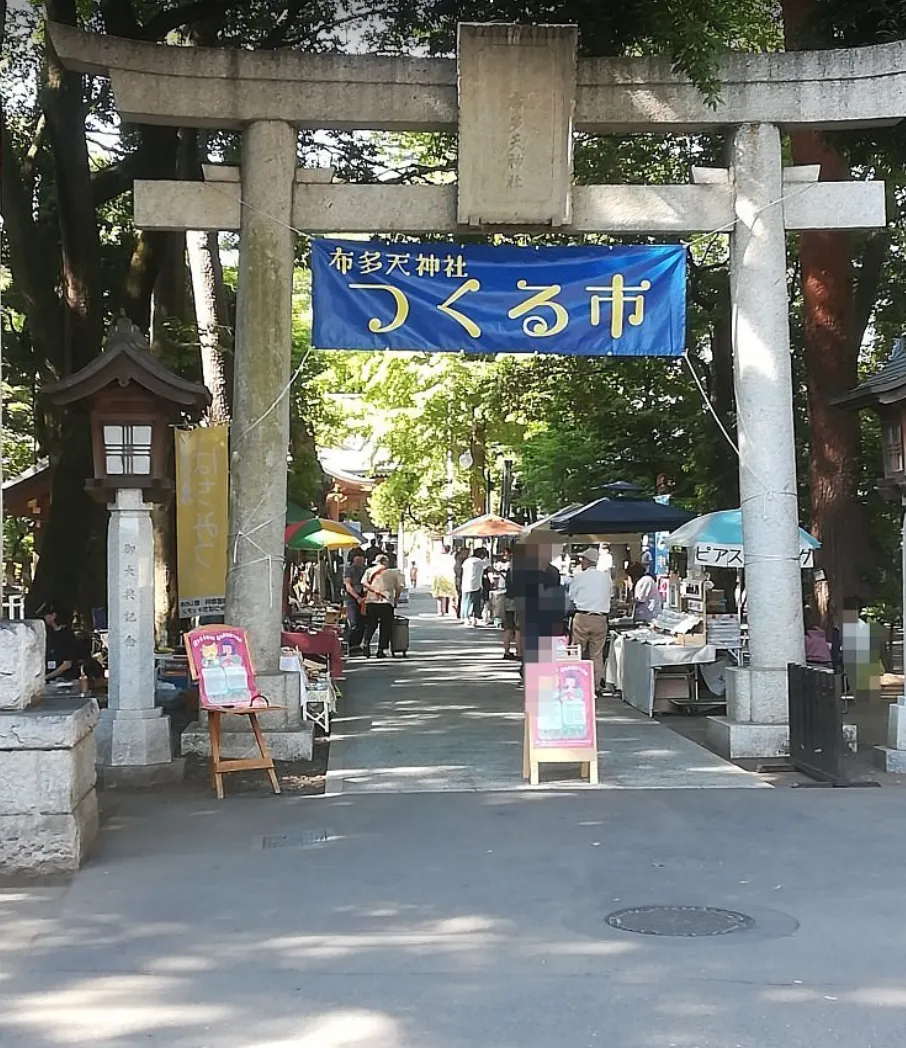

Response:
(46, 317), (211, 784)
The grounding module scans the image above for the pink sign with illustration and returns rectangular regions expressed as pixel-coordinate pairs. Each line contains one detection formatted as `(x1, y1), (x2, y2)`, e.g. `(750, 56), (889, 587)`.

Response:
(525, 661), (596, 749)
(185, 626), (263, 709)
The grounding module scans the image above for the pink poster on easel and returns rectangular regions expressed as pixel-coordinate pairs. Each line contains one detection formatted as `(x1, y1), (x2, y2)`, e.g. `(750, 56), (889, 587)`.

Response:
(186, 627), (256, 709)
(525, 661), (596, 750)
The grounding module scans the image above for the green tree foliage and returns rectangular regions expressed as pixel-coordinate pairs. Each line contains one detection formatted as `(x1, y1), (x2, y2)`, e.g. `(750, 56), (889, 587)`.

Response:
(311, 351), (524, 529)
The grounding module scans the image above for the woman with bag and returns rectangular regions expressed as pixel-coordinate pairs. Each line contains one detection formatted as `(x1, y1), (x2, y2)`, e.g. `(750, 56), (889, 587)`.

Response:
(362, 555), (402, 658)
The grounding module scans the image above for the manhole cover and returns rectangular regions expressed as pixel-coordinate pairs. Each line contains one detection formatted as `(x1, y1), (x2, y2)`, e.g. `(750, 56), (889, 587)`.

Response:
(256, 829), (332, 850)
(604, 905), (755, 937)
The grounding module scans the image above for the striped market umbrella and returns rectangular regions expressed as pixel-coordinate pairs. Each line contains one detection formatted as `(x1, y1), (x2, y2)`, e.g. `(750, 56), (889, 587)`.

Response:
(285, 517), (362, 551)
(451, 513), (523, 539)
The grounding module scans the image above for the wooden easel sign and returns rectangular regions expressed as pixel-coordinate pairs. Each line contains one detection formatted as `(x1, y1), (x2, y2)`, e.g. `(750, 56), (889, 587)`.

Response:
(523, 660), (599, 785)
(185, 626), (261, 709)
(184, 626), (281, 799)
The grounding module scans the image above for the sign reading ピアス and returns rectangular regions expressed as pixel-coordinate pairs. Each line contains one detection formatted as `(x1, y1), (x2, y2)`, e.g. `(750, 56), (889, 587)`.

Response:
(312, 239), (686, 357)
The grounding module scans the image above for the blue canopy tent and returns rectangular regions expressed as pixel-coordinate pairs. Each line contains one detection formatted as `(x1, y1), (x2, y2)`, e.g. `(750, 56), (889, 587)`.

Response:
(666, 509), (820, 566)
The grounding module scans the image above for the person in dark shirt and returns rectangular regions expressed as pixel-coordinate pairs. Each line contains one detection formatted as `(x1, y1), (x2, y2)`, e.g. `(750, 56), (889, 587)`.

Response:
(514, 544), (567, 668)
(342, 549), (367, 654)
(500, 548), (518, 660)
(36, 602), (80, 682)
(453, 548), (468, 617)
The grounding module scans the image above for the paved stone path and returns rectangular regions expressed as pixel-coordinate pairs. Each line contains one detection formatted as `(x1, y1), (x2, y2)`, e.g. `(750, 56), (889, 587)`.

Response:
(327, 592), (765, 793)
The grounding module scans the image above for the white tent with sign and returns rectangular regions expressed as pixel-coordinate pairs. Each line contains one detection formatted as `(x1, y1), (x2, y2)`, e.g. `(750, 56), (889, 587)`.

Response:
(666, 509), (820, 569)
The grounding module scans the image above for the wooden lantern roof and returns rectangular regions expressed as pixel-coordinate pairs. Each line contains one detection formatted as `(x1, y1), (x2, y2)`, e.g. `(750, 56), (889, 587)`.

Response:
(834, 340), (906, 412)
(45, 316), (211, 414)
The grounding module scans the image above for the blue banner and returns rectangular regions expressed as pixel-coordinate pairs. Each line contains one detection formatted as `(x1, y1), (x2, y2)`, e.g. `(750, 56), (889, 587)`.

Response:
(311, 240), (686, 357)
(653, 495), (672, 578)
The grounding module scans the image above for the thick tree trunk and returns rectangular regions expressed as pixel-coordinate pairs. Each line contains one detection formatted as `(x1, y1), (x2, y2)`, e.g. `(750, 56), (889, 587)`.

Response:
(187, 230), (232, 423)
(25, 414), (107, 621)
(783, 0), (869, 620)
(792, 141), (865, 616)
(28, 1), (107, 622)
(150, 233), (188, 356)
(152, 464), (179, 648)
(149, 234), (191, 644)
(708, 273), (740, 509)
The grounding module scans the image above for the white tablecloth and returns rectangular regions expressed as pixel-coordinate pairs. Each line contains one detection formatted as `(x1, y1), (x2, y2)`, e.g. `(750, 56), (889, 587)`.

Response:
(606, 633), (717, 716)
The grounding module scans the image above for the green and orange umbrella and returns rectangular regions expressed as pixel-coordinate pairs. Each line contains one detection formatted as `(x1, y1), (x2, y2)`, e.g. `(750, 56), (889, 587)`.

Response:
(284, 504), (362, 550)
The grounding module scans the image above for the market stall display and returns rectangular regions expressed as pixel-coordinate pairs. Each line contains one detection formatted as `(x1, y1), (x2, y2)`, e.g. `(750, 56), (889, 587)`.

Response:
(281, 627), (344, 680)
(606, 625), (718, 716)
(607, 508), (825, 717)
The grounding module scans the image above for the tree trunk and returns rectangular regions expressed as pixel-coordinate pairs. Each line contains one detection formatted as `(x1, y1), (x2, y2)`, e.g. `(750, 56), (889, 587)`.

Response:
(187, 230), (232, 423)
(28, 0), (108, 623)
(25, 413), (107, 621)
(794, 162), (865, 617)
(708, 273), (740, 509)
(469, 422), (487, 517)
(149, 234), (191, 644)
(150, 233), (188, 356)
(783, 0), (869, 621)
(122, 231), (163, 331)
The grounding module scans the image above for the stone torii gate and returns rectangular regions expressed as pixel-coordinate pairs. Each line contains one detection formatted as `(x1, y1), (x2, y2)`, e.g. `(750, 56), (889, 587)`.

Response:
(50, 22), (896, 758)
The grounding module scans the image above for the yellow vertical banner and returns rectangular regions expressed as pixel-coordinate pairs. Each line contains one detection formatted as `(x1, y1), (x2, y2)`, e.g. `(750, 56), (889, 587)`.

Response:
(175, 426), (229, 619)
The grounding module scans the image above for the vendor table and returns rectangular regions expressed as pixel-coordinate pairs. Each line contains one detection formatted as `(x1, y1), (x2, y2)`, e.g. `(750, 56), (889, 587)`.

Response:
(279, 650), (338, 733)
(280, 629), (344, 680)
(606, 632), (717, 716)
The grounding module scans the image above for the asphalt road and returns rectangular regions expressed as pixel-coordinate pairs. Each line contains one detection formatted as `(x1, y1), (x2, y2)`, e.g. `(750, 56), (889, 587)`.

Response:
(1, 785), (905, 1048)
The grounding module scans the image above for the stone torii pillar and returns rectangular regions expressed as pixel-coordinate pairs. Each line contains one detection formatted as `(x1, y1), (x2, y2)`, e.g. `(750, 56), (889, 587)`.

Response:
(709, 126), (810, 757)
(49, 21), (897, 758)
(227, 121), (295, 671)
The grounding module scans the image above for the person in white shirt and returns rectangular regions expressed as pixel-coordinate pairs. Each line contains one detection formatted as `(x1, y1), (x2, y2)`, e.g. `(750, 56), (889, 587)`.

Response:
(460, 548), (488, 627)
(597, 544), (613, 573)
(631, 563), (662, 623)
(362, 555), (403, 658)
(568, 547), (612, 693)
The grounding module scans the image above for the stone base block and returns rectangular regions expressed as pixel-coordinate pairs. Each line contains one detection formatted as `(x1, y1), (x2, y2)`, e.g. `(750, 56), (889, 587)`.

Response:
(96, 708), (172, 767)
(726, 666), (789, 725)
(0, 699), (99, 750)
(707, 716), (790, 759)
(181, 721), (314, 762)
(98, 758), (186, 789)
(725, 667), (752, 722)
(0, 698), (99, 877)
(0, 620), (45, 710)
(873, 746), (906, 773)
(0, 735), (96, 815)
(0, 789), (98, 877)
(886, 700), (906, 749)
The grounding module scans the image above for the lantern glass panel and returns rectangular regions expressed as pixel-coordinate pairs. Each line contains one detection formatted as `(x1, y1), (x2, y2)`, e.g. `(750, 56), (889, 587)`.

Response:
(103, 422), (154, 476)
(883, 421), (904, 476)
